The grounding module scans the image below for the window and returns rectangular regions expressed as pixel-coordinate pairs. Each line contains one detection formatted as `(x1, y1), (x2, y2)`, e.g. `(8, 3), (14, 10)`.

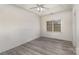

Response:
(47, 20), (61, 32)
(47, 21), (52, 32)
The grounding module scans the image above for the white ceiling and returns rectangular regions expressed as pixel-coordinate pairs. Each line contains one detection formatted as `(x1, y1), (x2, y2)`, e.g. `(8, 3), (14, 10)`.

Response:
(15, 4), (72, 16)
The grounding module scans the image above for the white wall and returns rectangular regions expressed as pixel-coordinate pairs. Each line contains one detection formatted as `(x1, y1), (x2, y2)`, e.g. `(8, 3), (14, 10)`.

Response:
(0, 5), (40, 53)
(41, 10), (72, 41)
(72, 5), (76, 47)
(73, 5), (79, 55)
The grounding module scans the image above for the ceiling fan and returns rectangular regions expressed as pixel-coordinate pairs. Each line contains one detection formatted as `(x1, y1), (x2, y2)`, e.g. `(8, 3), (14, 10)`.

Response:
(30, 4), (48, 12)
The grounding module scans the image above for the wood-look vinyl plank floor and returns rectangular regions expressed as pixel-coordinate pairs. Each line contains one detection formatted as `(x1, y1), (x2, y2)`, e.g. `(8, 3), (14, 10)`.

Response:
(0, 37), (75, 55)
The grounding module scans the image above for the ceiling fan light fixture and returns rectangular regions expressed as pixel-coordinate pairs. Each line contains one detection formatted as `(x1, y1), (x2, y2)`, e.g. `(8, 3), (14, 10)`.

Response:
(40, 8), (43, 11)
(30, 4), (48, 12)
(37, 7), (43, 12)
(37, 7), (40, 11)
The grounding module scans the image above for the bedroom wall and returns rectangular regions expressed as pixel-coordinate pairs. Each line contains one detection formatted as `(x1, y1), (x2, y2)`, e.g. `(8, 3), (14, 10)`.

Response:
(72, 5), (76, 47)
(73, 4), (79, 55)
(0, 5), (40, 53)
(40, 10), (72, 41)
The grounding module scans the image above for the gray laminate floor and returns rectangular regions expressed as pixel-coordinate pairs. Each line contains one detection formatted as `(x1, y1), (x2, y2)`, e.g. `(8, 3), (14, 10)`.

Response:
(0, 37), (75, 55)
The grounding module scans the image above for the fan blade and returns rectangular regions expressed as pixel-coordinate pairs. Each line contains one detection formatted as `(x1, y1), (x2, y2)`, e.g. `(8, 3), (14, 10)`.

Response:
(30, 7), (37, 9)
(37, 4), (41, 7)
(41, 6), (48, 9)
(37, 4), (48, 9)
(37, 4), (44, 7)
